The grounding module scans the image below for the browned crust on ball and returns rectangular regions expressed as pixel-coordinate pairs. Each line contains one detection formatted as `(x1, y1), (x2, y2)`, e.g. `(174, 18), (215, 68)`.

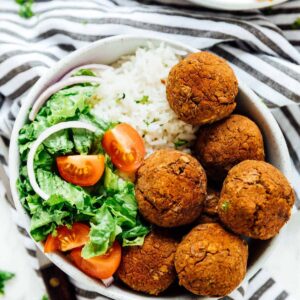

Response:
(218, 160), (295, 240)
(195, 114), (265, 181)
(166, 51), (238, 126)
(135, 149), (207, 227)
(175, 223), (248, 296)
(117, 230), (178, 295)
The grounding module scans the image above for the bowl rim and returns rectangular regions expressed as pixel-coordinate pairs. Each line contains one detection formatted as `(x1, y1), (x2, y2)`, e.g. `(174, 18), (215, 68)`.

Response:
(187, 0), (287, 11)
(8, 34), (291, 300)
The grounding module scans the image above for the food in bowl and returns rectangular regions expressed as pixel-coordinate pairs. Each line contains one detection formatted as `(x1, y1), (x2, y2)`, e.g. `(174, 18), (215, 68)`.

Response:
(166, 51), (238, 126)
(175, 223), (248, 296)
(117, 229), (178, 295)
(195, 114), (265, 181)
(15, 42), (294, 297)
(135, 149), (207, 227)
(218, 160), (295, 240)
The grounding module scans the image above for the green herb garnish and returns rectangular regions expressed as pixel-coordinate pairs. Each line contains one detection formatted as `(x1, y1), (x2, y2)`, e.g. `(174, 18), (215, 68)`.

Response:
(143, 118), (159, 126)
(0, 271), (15, 295)
(135, 95), (149, 104)
(174, 139), (188, 148)
(41, 295), (49, 300)
(116, 93), (126, 103)
(221, 201), (230, 212)
(292, 18), (300, 29)
(16, 0), (34, 19)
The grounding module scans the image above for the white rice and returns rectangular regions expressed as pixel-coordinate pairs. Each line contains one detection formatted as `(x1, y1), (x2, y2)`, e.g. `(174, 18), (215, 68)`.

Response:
(92, 43), (198, 153)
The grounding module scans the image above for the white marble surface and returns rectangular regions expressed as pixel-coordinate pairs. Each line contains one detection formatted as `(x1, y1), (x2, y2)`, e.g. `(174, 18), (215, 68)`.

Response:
(0, 189), (45, 300)
(0, 187), (300, 300)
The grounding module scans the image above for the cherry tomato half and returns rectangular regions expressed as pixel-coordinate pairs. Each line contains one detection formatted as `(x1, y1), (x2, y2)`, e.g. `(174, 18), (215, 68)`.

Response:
(56, 155), (105, 187)
(70, 241), (122, 280)
(102, 123), (145, 173)
(44, 223), (90, 253)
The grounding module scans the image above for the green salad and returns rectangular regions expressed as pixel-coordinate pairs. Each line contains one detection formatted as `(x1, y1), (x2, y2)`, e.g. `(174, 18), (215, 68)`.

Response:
(17, 75), (149, 262)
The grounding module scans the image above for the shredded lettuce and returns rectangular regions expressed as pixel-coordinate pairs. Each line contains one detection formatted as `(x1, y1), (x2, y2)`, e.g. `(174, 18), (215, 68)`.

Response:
(17, 82), (149, 258)
(43, 130), (74, 155)
(72, 128), (94, 154)
(34, 145), (54, 170)
(81, 206), (121, 258)
(36, 169), (89, 210)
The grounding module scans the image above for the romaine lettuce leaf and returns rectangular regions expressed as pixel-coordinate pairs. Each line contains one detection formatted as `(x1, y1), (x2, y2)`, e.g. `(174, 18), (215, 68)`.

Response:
(104, 166), (128, 193)
(43, 130), (73, 155)
(45, 85), (95, 124)
(34, 145), (54, 170)
(18, 85), (97, 156)
(122, 235), (146, 247)
(81, 205), (121, 259)
(72, 128), (94, 154)
(36, 169), (89, 210)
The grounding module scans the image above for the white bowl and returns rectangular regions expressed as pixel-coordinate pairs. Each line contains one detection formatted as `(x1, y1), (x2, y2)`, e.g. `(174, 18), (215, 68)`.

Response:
(187, 0), (287, 11)
(9, 35), (291, 300)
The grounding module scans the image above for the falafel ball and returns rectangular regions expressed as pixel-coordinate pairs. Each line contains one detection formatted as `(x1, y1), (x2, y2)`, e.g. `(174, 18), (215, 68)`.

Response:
(219, 160), (295, 240)
(175, 223), (248, 296)
(117, 230), (178, 295)
(135, 149), (207, 227)
(166, 51), (238, 126)
(195, 114), (265, 181)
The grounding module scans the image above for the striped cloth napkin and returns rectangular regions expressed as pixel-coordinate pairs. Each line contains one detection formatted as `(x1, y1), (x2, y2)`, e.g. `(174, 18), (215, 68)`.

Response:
(0, 0), (299, 299)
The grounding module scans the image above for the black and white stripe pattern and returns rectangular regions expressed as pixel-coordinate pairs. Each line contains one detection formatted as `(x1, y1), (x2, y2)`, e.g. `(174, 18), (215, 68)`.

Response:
(0, 0), (299, 299)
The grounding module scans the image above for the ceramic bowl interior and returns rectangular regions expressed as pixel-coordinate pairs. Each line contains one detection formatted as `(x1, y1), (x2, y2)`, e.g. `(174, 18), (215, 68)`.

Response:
(9, 35), (291, 300)
(188, 0), (287, 10)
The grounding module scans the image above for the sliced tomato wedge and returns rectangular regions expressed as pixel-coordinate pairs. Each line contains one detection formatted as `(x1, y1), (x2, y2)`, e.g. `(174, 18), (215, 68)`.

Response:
(44, 223), (90, 253)
(70, 241), (122, 280)
(102, 123), (146, 173)
(56, 155), (105, 187)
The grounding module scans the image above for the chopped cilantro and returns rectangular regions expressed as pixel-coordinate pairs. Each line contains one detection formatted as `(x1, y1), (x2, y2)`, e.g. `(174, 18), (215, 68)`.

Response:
(174, 139), (188, 148)
(144, 118), (159, 126)
(41, 295), (49, 300)
(16, 0), (34, 19)
(135, 95), (149, 104)
(0, 271), (15, 295)
(81, 20), (88, 25)
(116, 93), (126, 104)
(292, 18), (300, 29)
(221, 201), (230, 212)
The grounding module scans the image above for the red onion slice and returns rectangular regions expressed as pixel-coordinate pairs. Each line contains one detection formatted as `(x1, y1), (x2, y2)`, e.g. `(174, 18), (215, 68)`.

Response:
(29, 76), (102, 121)
(27, 121), (98, 200)
(102, 276), (114, 287)
(62, 64), (112, 80)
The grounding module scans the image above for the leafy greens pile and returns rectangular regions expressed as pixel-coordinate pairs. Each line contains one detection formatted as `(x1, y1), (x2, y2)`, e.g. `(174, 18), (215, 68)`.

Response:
(17, 82), (149, 259)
